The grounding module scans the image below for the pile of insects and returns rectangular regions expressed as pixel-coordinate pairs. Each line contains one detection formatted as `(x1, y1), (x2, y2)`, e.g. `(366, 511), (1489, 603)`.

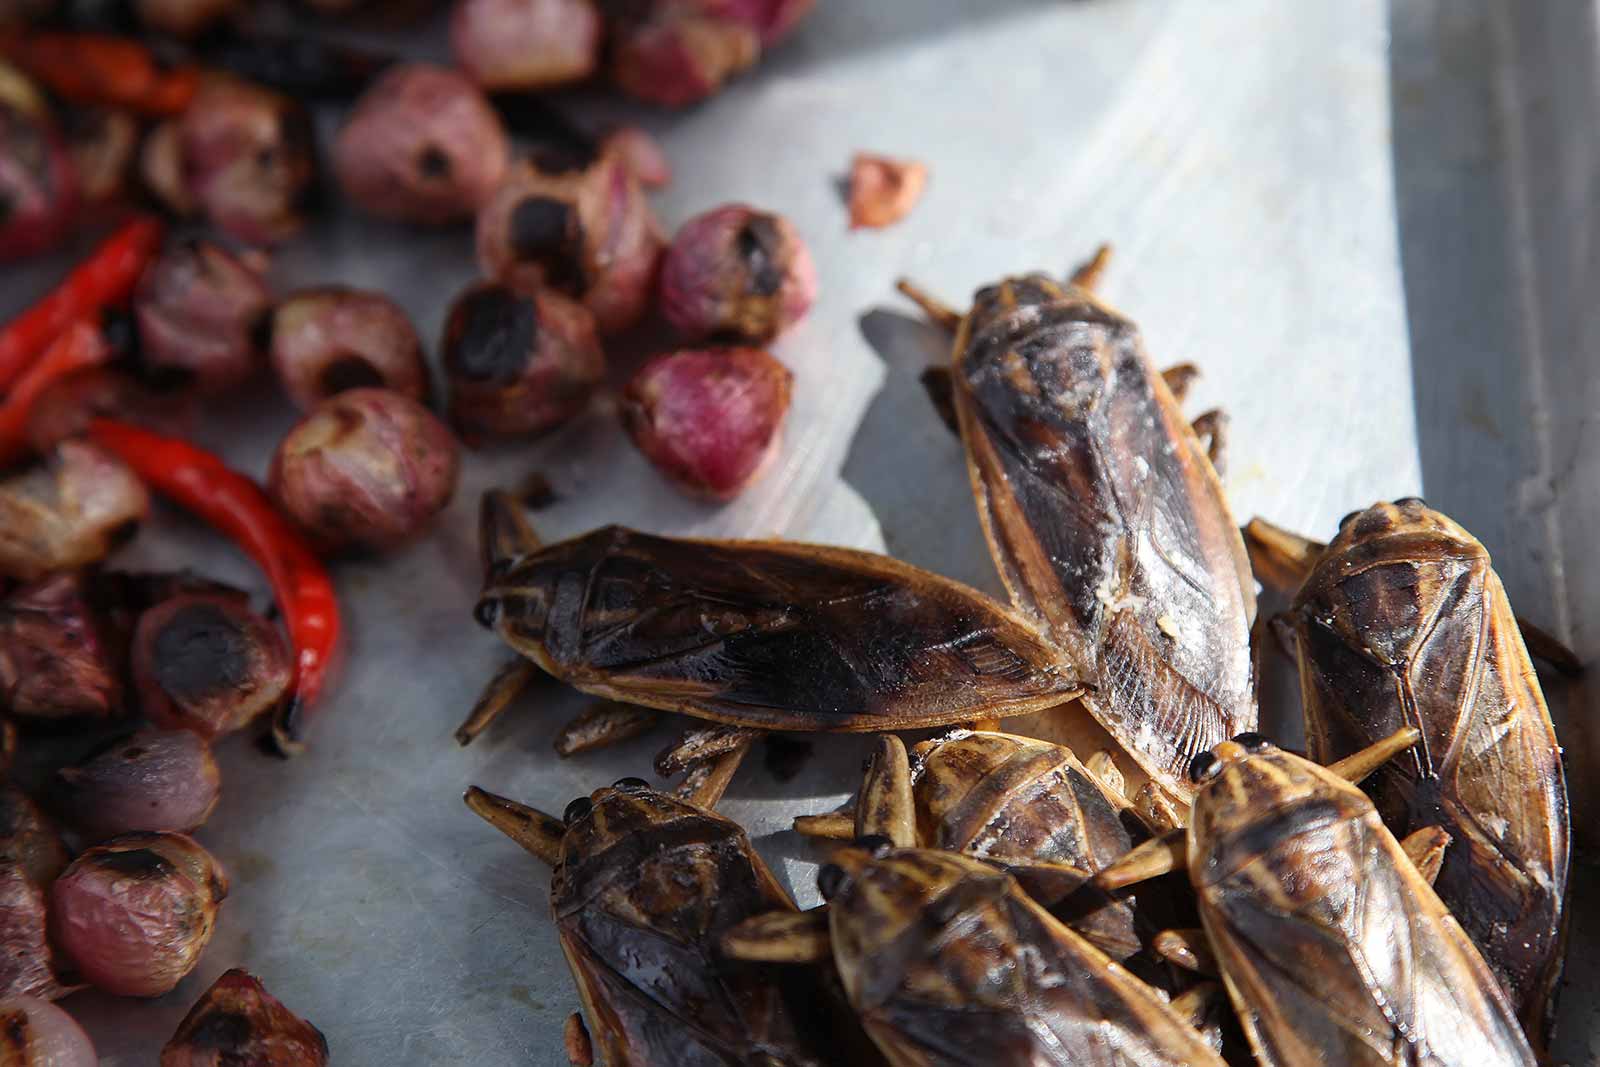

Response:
(464, 252), (1574, 1066)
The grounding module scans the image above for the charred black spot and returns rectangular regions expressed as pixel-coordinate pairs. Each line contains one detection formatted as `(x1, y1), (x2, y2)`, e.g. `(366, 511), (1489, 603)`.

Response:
(419, 144), (451, 179)
(736, 215), (786, 296)
(508, 196), (585, 292)
(446, 286), (538, 383)
(151, 602), (252, 703)
(92, 847), (175, 880)
(185, 1008), (254, 1050)
(319, 356), (385, 396)
(0, 1009), (25, 1056)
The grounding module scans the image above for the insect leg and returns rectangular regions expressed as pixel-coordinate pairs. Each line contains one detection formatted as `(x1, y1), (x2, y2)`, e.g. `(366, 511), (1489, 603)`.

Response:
(895, 278), (963, 332)
(720, 908), (833, 963)
(1189, 409), (1230, 478)
(1400, 826), (1452, 887)
(1242, 517), (1326, 594)
(1068, 243), (1114, 291)
(678, 740), (753, 809)
(1169, 981), (1226, 1049)
(1161, 363), (1201, 405)
(463, 786), (566, 867)
(563, 1013), (593, 1066)
(1134, 780), (1185, 833)
(1085, 749), (1129, 807)
(793, 809), (855, 840)
(479, 489), (544, 576)
(1153, 928), (1218, 975)
(657, 724), (762, 777)
(855, 735), (916, 847)
(1515, 615), (1585, 677)
(1325, 725), (1420, 783)
(553, 702), (660, 757)
(1092, 828), (1186, 892)
(454, 658), (540, 746)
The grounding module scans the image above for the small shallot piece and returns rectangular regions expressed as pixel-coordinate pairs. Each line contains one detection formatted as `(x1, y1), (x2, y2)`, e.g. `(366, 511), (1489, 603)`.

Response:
(268, 287), (429, 412)
(334, 62), (509, 224)
(23, 368), (185, 455)
(621, 346), (792, 500)
(142, 76), (316, 245)
(0, 572), (124, 723)
(603, 124), (672, 188)
(659, 204), (816, 341)
(0, 784), (70, 889)
(848, 152), (927, 229)
(475, 145), (664, 333)
(131, 591), (292, 740)
(606, 5), (759, 107)
(0, 997), (97, 1066)
(0, 863), (69, 1001)
(162, 968), (329, 1067)
(268, 388), (460, 554)
(450, 0), (603, 91)
(134, 240), (271, 393)
(0, 63), (77, 262)
(0, 440), (148, 582)
(442, 282), (604, 441)
(50, 831), (227, 998)
(55, 730), (221, 839)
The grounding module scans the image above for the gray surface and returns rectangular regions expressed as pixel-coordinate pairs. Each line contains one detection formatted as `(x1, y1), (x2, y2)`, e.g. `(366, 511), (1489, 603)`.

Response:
(3, 0), (1593, 1062)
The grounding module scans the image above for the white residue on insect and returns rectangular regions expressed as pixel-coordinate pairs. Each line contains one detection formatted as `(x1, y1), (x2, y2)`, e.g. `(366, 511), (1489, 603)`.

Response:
(1156, 614), (1180, 639)
(1480, 812), (1510, 840)
(1095, 577), (1145, 615)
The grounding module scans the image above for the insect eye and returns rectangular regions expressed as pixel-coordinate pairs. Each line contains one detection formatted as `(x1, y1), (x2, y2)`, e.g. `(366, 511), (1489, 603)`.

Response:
(563, 796), (593, 823)
(612, 777), (650, 792)
(473, 598), (501, 628)
(856, 834), (895, 858)
(1232, 732), (1272, 753)
(1188, 751), (1221, 784)
(817, 863), (851, 901)
(1393, 496), (1426, 508)
(1338, 510), (1362, 530)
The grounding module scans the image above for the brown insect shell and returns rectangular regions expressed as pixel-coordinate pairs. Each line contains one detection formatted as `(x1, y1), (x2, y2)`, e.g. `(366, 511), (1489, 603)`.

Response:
(1186, 742), (1536, 1067)
(949, 274), (1257, 801)
(477, 525), (1080, 731)
(551, 785), (837, 1066)
(827, 847), (1226, 1067)
(1288, 498), (1568, 1043)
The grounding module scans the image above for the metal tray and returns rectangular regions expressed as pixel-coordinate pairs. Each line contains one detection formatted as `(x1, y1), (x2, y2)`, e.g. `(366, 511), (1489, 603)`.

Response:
(4, 0), (1595, 1062)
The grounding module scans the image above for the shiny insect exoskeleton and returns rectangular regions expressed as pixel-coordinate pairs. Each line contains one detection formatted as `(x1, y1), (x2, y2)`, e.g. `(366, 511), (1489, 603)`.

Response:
(1254, 499), (1570, 1044)
(459, 490), (1079, 779)
(723, 840), (1227, 1067)
(901, 251), (1258, 802)
(791, 731), (1182, 963)
(1095, 733), (1538, 1067)
(464, 770), (877, 1066)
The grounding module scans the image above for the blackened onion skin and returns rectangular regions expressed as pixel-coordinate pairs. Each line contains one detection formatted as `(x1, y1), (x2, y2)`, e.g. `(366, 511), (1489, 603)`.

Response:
(161, 968), (328, 1067)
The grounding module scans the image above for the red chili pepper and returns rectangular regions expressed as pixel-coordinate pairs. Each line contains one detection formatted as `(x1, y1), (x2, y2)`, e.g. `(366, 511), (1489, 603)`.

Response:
(0, 320), (109, 465)
(87, 419), (342, 756)
(0, 217), (164, 392)
(1, 33), (201, 116)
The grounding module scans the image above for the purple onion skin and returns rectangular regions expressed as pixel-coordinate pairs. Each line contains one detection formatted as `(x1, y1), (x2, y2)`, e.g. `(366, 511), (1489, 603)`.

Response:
(621, 346), (791, 500)
(0, 442), (148, 583)
(451, 0), (603, 91)
(0, 69), (77, 263)
(162, 969), (328, 1067)
(475, 144), (663, 334)
(0, 573), (124, 723)
(269, 387), (460, 554)
(169, 77), (316, 245)
(0, 864), (70, 1002)
(134, 240), (272, 395)
(269, 287), (430, 413)
(131, 592), (292, 741)
(50, 832), (227, 999)
(607, 5), (758, 108)
(0, 997), (97, 1066)
(24, 368), (189, 455)
(0, 783), (70, 891)
(442, 283), (605, 441)
(55, 730), (221, 840)
(659, 204), (816, 342)
(335, 63), (509, 225)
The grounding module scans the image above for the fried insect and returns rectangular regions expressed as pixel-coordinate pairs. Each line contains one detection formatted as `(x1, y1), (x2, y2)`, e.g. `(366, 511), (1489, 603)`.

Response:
(1250, 499), (1570, 1043)
(1094, 733), (1537, 1067)
(899, 251), (1256, 801)
(793, 731), (1167, 961)
(723, 757), (1226, 1067)
(464, 770), (874, 1066)
(459, 491), (1080, 767)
